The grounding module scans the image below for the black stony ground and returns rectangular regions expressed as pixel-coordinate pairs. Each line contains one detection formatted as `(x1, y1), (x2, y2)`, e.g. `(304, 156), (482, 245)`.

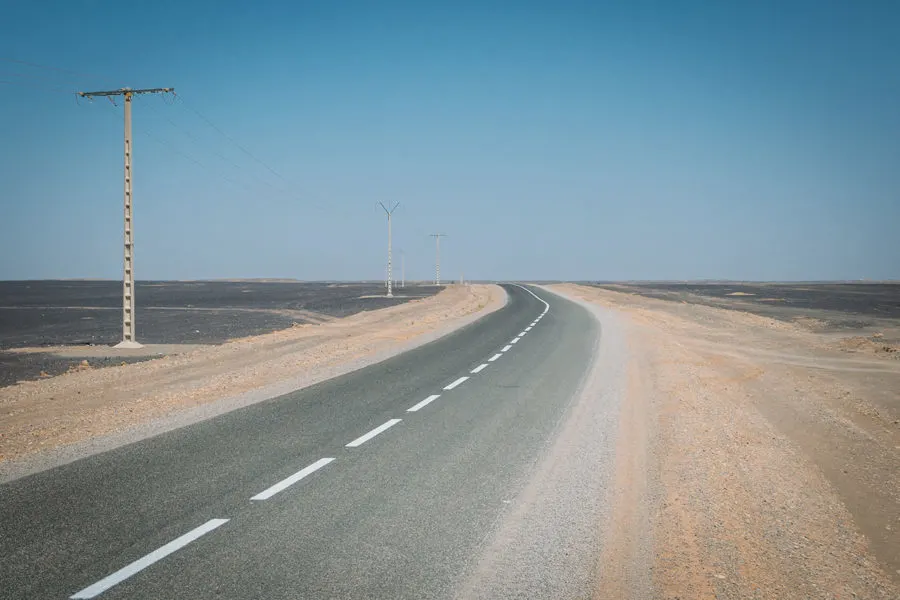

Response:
(586, 282), (900, 326)
(0, 281), (439, 387)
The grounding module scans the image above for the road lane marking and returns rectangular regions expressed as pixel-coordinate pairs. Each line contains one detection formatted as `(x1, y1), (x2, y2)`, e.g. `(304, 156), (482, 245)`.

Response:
(70, 519), (229, 599)
(501, 345), (512, 352)
(511, 337), (520, 344)
(444, 376), (469, 390)
(512, 284), (551, 315)
(488, 353), (502, 362)
(525, 326), (532, 331)
(471, 363), (488, 374)
(519, 330), (527, 336)
(251, 458), (335, 500)
(408, 394), (440, 412)
(346, 419), (402, 447)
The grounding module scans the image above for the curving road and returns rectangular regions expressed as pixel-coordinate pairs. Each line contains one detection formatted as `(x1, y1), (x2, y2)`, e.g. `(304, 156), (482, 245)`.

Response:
(0, 284), (625, 599)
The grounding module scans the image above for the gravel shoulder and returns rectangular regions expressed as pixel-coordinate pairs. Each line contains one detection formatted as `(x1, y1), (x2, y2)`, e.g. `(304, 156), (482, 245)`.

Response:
(0, 284), (505, 481)
(552, 283), (900, 599)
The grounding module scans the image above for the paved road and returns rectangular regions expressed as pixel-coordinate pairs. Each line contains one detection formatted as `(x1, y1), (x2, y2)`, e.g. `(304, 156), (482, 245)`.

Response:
(1, 284), (616, 599)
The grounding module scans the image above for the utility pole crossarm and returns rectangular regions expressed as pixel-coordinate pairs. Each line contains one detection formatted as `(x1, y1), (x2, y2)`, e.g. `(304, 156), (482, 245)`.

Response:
(78, 87), (174, 98)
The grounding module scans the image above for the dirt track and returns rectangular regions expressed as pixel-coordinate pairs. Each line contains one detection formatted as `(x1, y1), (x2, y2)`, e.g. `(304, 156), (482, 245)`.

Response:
(553, 284), (900, 599)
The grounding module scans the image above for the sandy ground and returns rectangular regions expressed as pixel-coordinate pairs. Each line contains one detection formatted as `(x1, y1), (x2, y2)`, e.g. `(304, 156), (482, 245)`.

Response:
(0, 284), (504, 480)
(551, 283), (900, 599)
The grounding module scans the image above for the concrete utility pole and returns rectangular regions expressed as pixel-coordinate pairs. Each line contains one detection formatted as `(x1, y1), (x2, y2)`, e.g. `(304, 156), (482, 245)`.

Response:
(430, 233), (447, 285)
(400, 250), (406, 289)
(379, 202), (400, 298)
(79, 87), (173, 348)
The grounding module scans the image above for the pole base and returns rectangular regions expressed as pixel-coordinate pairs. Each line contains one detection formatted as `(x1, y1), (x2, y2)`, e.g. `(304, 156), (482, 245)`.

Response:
(386, 293), (394, 298)
(114, 340), (144, 349)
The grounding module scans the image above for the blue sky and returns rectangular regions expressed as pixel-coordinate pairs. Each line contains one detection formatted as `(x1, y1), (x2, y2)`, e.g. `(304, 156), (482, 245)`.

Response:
(1, 0), (898, 281)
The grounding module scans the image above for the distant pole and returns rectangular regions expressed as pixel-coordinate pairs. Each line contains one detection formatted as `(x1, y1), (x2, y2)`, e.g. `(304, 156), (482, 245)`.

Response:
(378, 202), (400, 298)
(430, 233), (447, 285)
(401, 251), (406, 288)
(78, 86), (174, 348)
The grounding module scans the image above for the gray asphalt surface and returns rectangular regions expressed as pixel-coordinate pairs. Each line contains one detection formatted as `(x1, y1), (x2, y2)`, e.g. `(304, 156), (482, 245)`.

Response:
(0, 284), (615, 599)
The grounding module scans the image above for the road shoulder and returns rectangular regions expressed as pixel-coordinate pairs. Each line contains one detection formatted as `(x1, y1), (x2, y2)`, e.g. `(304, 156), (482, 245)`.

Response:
(553, 283), (900, 599)
(0, 284), (506, 482)
(455, 286), (634, 599)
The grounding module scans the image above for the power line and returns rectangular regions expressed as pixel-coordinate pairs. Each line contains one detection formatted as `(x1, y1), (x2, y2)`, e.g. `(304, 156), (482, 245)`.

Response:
(97, 101), (281, 197)
(138, 97), (285, 194)
(0, 56), (103, 81)
(74, 76), (341, 217)
(0, 78), (74, 94)
(174, 93), (287, 183)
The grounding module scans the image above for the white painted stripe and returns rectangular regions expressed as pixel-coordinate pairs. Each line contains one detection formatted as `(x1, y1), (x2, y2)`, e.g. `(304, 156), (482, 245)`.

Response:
(511, 337), (520, 344)
(513, 284), (551, 316)
(501, 345), (512, 352)
(519, 330), (528, 336)
(444, 376), (469, 390)
(471, 363), (488, 374)
(346, 419), (402, 447)
(408, 394), (440, 412)
(251, 458), (334, 500)
(70, 519), (229, 599)
(488, 353), (502, 362)
(525, 326), (532, 331)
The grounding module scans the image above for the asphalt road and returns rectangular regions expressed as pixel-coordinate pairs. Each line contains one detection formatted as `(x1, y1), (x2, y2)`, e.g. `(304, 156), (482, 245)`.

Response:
(0, 284), (613, 599)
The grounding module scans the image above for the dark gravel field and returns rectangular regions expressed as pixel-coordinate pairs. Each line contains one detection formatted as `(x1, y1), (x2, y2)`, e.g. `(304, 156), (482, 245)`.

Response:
(588, 282), (900, 326)
(0, 280), (439, 386)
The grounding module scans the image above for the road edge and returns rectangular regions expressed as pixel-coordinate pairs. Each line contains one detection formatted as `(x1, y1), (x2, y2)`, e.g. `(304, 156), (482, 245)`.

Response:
(0, 285), (509, 483)
(542, 284), (657, 600)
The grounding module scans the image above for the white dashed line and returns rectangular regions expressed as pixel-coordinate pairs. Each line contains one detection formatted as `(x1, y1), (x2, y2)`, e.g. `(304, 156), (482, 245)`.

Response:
(346, 419), (402, 448)
(251, 458), (335, 500)
(408, 394), (440, 412)
(444, 376), (469, 390)
(525, 326), (532, 331)
(519, 330), (528, 336)
(511, 337), (520, 344)
(502, 345), (512, 352)
(471, 363), (488, 374)
(70, 519), (229, 599)
(488, 353), (502, 362)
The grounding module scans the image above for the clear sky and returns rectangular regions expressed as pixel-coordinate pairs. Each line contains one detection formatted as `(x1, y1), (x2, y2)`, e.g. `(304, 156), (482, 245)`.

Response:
(1, 0), (898, 281)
